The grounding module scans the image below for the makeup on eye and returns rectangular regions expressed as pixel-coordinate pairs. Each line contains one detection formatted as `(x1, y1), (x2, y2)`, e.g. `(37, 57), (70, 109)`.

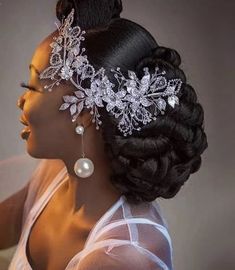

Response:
(20, 81), (37, 91)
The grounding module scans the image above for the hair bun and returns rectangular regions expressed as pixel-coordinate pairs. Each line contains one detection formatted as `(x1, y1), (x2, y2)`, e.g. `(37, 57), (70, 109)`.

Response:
(136, 45), (182, 77)
(151, 46), (182, 68)
(111, 0), (123, 19)
(56, 0), (123, 30)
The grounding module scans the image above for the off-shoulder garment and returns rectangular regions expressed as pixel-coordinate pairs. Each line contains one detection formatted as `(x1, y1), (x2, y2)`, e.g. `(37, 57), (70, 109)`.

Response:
(8, 159), (174, 270)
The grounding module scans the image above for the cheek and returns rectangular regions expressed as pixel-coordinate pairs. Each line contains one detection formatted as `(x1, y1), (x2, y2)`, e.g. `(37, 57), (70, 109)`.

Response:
(25, 96), (51, 128)
(25, 93), (74, 141)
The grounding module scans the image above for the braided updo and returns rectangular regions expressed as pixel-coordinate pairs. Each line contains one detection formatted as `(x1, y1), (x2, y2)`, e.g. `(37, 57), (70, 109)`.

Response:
(55, 0), (208, 204)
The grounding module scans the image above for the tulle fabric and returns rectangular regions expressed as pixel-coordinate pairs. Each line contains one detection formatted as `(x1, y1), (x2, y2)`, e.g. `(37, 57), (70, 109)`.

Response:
(4, 158), (174, 270)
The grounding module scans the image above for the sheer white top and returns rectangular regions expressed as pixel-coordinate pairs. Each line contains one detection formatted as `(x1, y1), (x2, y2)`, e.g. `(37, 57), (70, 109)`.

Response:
(8, 159), (174, 270)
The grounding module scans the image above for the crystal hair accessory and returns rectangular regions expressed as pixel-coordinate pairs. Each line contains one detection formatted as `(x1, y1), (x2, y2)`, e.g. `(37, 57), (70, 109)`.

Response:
(39, 8), (183, 137)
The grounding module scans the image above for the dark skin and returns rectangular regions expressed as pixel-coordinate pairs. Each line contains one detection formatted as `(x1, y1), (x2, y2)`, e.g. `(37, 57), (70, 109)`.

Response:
(17, 29), (122, 270)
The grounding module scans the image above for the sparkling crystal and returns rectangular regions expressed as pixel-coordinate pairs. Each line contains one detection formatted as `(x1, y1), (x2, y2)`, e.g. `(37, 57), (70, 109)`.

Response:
(70, 104), (77, 115)
(157, 98), (166, 111)
(168, 95), (179, 108)
(38, 8), (183, 137)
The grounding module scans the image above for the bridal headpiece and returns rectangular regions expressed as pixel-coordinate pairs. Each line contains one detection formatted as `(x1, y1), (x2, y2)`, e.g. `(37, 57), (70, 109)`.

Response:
(39, 9), (183, 137)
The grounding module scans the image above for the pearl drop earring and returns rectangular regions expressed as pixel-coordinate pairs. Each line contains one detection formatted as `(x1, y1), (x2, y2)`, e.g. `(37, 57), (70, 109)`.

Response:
(74, 124), (94, 178)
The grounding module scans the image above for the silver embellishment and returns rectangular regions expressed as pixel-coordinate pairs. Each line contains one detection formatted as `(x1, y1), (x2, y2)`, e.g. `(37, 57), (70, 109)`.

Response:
(39, 9), (183, 136)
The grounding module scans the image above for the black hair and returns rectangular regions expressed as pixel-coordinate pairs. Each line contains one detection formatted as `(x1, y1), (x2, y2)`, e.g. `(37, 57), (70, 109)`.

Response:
(56, 0), (123, 30)
(56, 0), (208, 204)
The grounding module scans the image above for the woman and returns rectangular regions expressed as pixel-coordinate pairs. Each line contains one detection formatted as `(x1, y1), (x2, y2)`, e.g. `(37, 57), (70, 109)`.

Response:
(0, 0), (208, 269)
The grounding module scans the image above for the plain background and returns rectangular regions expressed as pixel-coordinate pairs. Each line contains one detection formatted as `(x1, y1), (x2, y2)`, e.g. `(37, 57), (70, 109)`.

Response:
(0, 0), (234, 269)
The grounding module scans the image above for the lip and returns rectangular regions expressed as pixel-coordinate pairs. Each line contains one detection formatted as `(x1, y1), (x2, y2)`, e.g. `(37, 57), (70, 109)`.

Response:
(19, 115), (29, 126)
(21, 127), (31, 140)
(19, 115), (31, 140)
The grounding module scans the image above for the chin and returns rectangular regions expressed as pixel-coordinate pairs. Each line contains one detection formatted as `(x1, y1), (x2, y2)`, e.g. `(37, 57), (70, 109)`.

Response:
(26, 142), (58, 159)
(26, 147), (45, 159)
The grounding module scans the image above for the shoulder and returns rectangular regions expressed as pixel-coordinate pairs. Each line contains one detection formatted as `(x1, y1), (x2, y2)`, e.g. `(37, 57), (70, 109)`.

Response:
(77, 208), (173, 270)
(78, 241), (171, 270)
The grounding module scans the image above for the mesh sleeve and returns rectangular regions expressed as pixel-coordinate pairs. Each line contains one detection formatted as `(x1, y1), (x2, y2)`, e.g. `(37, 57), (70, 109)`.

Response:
(77, 241), (171, 270)
(75, 198), (174, 270)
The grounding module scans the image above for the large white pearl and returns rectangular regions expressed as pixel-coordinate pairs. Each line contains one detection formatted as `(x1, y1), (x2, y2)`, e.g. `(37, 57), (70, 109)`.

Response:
(74, 158), (94, 178)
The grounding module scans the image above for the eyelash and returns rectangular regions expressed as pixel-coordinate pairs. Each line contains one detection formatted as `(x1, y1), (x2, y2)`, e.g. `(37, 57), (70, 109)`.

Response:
(20, 81), (37, 91)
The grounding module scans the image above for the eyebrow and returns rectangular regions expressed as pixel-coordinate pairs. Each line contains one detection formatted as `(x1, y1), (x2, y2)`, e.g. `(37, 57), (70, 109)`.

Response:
(29, 64), (40, 76)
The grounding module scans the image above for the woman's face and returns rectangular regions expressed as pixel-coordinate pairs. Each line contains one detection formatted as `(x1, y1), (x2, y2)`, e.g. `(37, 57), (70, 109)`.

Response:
(18, 31), (79, 159)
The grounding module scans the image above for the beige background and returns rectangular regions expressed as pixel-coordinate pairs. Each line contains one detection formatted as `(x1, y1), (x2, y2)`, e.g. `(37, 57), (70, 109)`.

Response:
(0, 0), (234, 269)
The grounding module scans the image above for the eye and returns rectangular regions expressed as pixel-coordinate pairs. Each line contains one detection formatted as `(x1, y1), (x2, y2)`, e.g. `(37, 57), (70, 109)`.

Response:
(20, 81), (37, 91)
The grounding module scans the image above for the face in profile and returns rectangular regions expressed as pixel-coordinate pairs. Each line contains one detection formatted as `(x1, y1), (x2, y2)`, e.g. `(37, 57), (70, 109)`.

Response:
(18, 30), (79, 159)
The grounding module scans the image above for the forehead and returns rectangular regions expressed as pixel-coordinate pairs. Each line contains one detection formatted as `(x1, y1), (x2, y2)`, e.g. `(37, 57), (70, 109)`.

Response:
(30, 30), (59, 73)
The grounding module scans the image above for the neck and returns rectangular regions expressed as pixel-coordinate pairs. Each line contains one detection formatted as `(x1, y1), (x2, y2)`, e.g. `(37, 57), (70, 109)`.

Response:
(60, 156), (122, 224)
